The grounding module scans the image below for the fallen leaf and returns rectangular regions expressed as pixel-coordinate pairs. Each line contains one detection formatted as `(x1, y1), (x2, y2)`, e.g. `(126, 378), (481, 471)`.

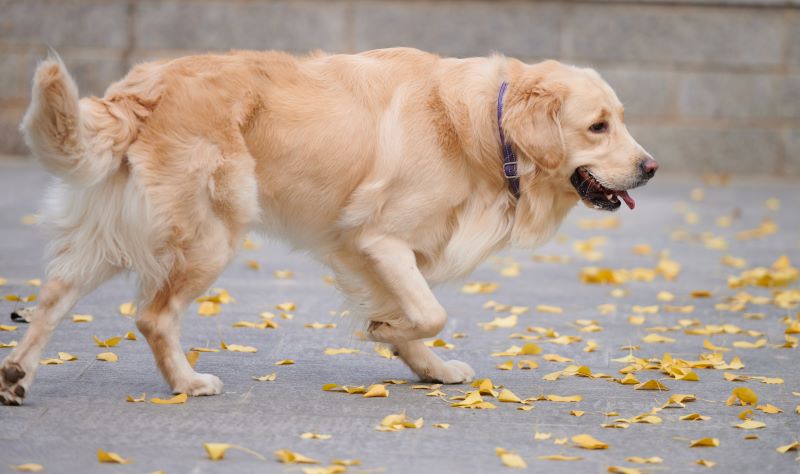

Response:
(118, 302), (136, 316)
(300, 432), (332, 440)
(433, 423), (450, 429)
(324, 348), (361, 355)
(696, 459), (717, 467)
(275, 449), (319, 464)
(626, 456), (663, 464)
(498, 389), (522, 403)
(97, 449), (131, 464)
(777, 442), (800, 454)
(127, 393), (146, 402)
(72, 314), (93, 323)
(538, 455), (583, 461)
(275, 359), (294, 365)
(39, 358), (64, 365)
(10, 463), (44, 472)
(96, 352), (118, 362)
(58, 352), (77, 361)
(253, 373), (277, 382)
(571, 434), (608, 450)
(734, 419), (766, 430)
(680, 413), (710, 421)
(495, 447), (526, 468)
(727, 387), (758, 406)
(124, 331), (136, 340)
(93, 335), (121, 348)
(546, 394), (582, 403)
(151, 393), (187, 405)
(220, 341), (257, 353)
(690, 438), (719, 448)
(375, 412), (424, 431)
(634, 380), (669, 391)
(363, 384), (389, 398)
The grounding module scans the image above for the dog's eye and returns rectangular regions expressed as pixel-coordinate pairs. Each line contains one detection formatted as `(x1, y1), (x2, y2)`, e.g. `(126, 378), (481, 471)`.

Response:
(589, 121), (608, 133)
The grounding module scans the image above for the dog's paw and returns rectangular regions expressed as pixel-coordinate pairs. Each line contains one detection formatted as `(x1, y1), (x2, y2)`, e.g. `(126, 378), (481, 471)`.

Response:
(0, 361), (28, 406)
(427, 360), (475, 384)
(174, 373), (223, 397)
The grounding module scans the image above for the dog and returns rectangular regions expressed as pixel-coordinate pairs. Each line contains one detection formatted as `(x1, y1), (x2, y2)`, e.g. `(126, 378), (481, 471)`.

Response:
(0, 48), (657, 405)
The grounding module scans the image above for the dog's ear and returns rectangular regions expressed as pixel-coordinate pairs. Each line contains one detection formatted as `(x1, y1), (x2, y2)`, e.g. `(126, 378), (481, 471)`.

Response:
(501, 78), (567, 172)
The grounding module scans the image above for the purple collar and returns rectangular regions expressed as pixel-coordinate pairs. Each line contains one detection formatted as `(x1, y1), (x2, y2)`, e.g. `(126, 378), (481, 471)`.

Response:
(497, 81), (520, 199)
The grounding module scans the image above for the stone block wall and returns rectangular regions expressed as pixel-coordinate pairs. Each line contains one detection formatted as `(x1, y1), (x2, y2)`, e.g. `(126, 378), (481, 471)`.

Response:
(0, 0), (797, 175)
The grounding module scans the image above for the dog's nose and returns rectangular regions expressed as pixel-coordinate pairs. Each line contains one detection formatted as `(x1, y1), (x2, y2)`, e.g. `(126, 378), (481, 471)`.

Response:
(640, 158), (659, 179)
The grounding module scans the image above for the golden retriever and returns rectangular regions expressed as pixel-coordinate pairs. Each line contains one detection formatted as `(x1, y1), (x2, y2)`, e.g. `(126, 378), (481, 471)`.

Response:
(1, 47), (657, 405)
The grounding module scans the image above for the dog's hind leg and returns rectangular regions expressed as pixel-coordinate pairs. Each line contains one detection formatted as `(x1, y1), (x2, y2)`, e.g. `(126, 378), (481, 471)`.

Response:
(135, 229), (237, 396)
(0, 266), (118, 405)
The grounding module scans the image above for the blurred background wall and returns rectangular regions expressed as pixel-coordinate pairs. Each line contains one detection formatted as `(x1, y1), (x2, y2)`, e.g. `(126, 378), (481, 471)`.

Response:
(0, 0), (797, 175)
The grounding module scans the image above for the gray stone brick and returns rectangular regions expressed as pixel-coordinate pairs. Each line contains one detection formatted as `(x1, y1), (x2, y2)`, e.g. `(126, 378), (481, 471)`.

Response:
(0, 106), (28, 156)
(568, 4), (786, 67)
(679, 73), (800, 119)
(0, 53), (29, 100)
(784, 128), (800, 174)
(628, 124), (781, 174)
(0, 0), (128, 49)
(353, 2), (563, 59)
(594, 67), (675, 118)
(135, 1), (346, 52)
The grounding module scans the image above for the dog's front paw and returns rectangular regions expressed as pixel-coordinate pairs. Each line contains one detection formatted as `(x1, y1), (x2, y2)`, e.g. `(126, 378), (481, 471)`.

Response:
(0, 361), (29, 406)
(173, 373), (223, 396)
(422, 359), (475, 384)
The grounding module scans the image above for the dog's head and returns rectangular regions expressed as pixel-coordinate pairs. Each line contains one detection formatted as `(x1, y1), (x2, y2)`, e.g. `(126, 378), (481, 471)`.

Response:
(502, 60), (657, 211)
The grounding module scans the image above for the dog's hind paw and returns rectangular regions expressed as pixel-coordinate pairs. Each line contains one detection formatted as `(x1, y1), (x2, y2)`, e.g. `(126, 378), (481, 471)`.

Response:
(0, 361), (28, 406)
(173, 373), (223, 397)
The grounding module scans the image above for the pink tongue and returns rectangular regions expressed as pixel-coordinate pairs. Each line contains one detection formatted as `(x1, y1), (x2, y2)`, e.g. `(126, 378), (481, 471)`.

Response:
(617, 190), (635, 210)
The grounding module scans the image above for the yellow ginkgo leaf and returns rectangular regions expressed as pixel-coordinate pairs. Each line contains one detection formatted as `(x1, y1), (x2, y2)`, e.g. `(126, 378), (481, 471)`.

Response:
(628, 315), (646, 325)
(726, 387), (758, 406)
(756, 404), (782, 414)
(93, 335), (121, 348)
(536, 305), (563, 314)
(546, 394), (582, 403)
(58, 352), (77, 361)
(72, 314), (93, 323)
(124, 331), (136, 340)
(11, 463), (44, 472)
(432, 423), (450, 429)
(97, 449), (131, 464)
(538, 455), (583, 461)
(496, 360), (513, 371)
(534, 432), (552, 441)
(374, 345), (395, 359)
(204, 443), (232, 460)
(300, 432), (332, 440)
(186, 350), (200, 368)
(39, 358), (64, 365)
(680, 413), (710, 421)
(96, 352), (118, 362)
(151, 393), (188, 405)
(626, 456), (663, 464)
(518, 359), (538, 369)
(696, 459), (717, 467)
(608, 467), (642, 474)
(634, 380), (669, 391)
(252, 373), (277, 382)
(375, 412), (424, 431)
(571, 434), (608, 450)
(642, 334), (675, 344)
(689, 438), (719, 448)
(126, 393), (146, 403)
(734, 419), (766, 430)
(275, 302), (296, 311)
(479, 314), (518, 330)
(197, 301), (220, 316)
(461, 282), (498, 294)
(543, 354), (573, 363)
(495, 448), (526, 468)
(0, 340), (18, 348)
(363, 384), (389, 398)
(275, 359), (294, 365)
(324, 348), (360, 355)
(497, 389), (521, 403)
(221, 341), (257, 353)
(776, 442), (800, 454)
(118, 302), (136, 316)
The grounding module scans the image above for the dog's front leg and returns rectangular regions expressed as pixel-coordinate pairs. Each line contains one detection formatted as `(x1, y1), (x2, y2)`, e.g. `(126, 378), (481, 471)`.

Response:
(359, 235), (475, 384)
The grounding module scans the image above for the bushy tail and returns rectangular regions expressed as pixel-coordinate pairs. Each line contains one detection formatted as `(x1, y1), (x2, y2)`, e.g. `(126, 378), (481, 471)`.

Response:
(21, 55), (137, 186)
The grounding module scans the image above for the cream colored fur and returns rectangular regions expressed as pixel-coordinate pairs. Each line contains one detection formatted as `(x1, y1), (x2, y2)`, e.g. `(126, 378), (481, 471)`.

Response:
(0, 48), (653, 405)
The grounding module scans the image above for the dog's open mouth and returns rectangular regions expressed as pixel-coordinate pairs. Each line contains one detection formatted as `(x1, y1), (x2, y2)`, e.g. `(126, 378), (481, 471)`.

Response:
(570, 167), (636, 211)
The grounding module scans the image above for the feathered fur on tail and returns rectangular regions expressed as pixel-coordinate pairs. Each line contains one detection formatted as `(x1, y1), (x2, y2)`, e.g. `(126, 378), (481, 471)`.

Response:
(21, 55), (138, 186)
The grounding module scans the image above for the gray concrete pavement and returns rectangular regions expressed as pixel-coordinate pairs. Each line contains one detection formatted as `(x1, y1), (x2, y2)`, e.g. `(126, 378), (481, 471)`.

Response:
(1, 161), (799, 473)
